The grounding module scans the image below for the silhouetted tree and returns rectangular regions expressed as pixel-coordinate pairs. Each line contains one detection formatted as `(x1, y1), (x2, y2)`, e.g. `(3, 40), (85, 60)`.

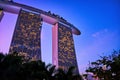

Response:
(0, 52), (83, 80)
(55, 66), (83, 80)
(0, 52), (23, 80)
(86, 50), (120, 80)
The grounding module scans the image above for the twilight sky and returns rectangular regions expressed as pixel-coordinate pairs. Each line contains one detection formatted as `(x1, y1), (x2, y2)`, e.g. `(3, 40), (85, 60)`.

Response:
(0, 0), (120, 73)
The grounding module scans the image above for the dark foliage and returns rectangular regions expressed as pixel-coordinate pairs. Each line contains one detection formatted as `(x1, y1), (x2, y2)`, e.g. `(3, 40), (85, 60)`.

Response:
(86, 50), (120, 80)
(0, 52), (82, 80)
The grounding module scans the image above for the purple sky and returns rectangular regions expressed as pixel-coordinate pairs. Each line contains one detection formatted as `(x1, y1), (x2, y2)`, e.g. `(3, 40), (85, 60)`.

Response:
(0, 0), (120, 73)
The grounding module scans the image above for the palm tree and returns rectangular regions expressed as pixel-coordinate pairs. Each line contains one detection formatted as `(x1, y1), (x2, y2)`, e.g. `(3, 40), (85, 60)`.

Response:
(0, 52), (83, 80)
(55, 68), (66, 80)
(18, 60), (48, 80)
(45, 64), (56, 80)
(55, 66), (83, 80)
(0, 52), (23, 80)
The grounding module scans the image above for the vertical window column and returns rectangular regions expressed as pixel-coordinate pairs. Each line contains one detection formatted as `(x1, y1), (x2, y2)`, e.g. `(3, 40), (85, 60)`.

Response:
(9, 10), (42, 60)
(52, 22), (79, 74)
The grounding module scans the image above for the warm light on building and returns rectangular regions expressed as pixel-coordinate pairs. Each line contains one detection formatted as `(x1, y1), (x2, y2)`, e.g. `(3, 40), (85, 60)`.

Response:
(9, 10), (42, 60)
(52, 23), (79, 74)
(0, 1), (81, 74)
(0, 9), (4, 22)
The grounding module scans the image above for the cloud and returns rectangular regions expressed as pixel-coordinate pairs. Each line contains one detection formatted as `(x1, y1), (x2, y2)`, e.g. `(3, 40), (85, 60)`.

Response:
(92, 29), (108, 38)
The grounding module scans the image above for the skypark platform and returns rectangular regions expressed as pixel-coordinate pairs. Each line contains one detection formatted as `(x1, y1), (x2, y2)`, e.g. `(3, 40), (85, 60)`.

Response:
(0, 1), (81, 35)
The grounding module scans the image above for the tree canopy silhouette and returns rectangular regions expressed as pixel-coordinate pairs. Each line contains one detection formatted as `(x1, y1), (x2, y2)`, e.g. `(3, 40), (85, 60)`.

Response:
(86, 50), (120, 80)
(0, 52), (82, 80)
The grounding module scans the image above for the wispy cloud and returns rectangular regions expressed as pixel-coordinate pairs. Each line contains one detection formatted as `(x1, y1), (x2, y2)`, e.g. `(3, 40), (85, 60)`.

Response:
(92, 29), (108, 38)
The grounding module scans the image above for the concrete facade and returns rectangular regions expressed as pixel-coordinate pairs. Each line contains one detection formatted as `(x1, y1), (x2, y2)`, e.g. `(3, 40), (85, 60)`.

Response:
(9, 10), (42, 60)
(52, 23), (79, 74)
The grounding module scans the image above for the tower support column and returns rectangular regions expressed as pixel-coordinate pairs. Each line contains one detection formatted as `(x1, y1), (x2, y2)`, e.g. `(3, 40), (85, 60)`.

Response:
(9, 9), (42, 60)
(52, 22), (79, 74)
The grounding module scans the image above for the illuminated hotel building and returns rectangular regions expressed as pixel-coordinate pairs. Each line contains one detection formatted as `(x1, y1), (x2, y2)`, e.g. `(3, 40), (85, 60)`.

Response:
(9, 10), (42, 60)
(0, 1), (81, 74)
(52, 23), (79, 74)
